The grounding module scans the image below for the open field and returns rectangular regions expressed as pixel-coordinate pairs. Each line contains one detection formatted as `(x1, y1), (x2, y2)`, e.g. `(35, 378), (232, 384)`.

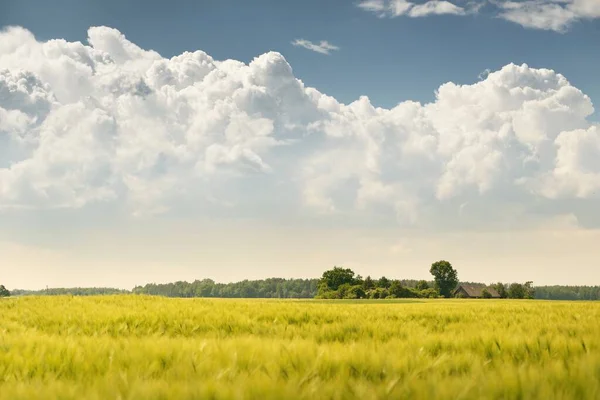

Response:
(1, 296), (599, 399)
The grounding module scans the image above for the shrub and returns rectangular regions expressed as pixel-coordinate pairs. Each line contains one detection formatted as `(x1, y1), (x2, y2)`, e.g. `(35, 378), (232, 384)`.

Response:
(344, 285), (366, 299)
(369, 288), (389, 299)
(418, 288), (439, 298)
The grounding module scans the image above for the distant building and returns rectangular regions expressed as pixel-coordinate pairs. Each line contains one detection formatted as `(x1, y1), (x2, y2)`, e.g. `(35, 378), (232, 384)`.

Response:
(454, 284), (500, 299)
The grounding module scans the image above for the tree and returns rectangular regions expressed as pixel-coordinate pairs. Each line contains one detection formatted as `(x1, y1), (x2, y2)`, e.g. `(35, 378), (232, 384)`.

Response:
(369, 288), (389, 299)
(362, 276), (375, 290)
(507, 281), (534, 299)
(508, 283), (526, 299)
(336, 283), (353, 299)
(389, 280), (417, 298)
(345, 285), (366, 299)
(377, 276), (391, 289)
(524, 281), (535, 299)
(492, 282), (507, 299)
(319, 267), (356, 291)
(416, 280), (430, 291)
(429, 260), (459, 298)
(0, 285), (10, 297)
(481, 289), (492, 299)
(355, 275), (364, 286)
(419, 288), (439, 298)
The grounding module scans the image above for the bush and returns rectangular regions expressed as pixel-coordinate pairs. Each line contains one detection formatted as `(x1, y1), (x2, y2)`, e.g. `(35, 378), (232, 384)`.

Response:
(418, 288), (439, 298)
(416, 280), (430, 291)
(368, 288), (389, 299)
(389, 281), (417, 298)
(315, 290), (337, 299)
(336, 283), (352, 299)
(344, 285), (366, 299)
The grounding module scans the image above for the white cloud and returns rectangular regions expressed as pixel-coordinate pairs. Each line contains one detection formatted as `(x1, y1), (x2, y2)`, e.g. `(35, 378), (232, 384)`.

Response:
(0, 26), (598, 229)
(496, 0), (600, 32)
(538, 126), (600, 198)
(357, 0), (600, 31)
(291, 39), (340, 55)
(409, 1), (466, 17)
(358, 0), (467, 18)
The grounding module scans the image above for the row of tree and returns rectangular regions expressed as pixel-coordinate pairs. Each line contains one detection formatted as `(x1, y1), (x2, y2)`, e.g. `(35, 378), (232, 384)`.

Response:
(534, 285), (600, 301)
(316, 262), (537, 300)
(8, 287), (129, 296)
(316, 266), (437, 299)
(3, 262), (600, 300)
(5, 279), (317, 299)
(489, 282), (535, 299)
(317, 261), (463, 299)
(132, 278), (318, 298)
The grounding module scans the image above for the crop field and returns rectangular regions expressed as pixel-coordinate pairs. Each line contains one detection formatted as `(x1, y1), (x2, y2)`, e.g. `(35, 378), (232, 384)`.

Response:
(1, 296), (599, 399)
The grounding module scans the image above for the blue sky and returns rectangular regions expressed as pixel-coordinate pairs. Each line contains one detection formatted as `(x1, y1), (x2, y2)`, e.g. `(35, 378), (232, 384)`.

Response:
(1, 0), (599, 289)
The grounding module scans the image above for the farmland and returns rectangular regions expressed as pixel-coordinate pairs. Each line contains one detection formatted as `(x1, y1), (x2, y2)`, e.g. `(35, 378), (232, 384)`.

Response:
(1, 296), (599, 399)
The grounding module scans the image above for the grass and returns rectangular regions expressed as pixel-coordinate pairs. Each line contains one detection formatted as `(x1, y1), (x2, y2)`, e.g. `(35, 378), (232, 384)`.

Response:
(0, 296), (599, 399)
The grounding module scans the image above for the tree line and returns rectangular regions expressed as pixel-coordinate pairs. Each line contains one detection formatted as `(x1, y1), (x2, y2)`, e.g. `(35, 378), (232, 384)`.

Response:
(8, 287), (129, 297)
(315, 261), (534, 299)
(132, 278), (318, 298)
(2, 261), (600, 300)
(534, 285), (600, 301)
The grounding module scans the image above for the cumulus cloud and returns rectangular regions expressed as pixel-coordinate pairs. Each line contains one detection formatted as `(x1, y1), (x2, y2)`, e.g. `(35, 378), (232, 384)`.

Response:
(496, 0), (600, 32)
(358, 0), (467, 18)
(0, 26), (598, 229)
(538, 126), (600, 198)
(291, 39), (340, 55)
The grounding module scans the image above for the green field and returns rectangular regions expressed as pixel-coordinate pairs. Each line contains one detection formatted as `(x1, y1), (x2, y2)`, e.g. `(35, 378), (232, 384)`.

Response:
(1, 296), (599, 399)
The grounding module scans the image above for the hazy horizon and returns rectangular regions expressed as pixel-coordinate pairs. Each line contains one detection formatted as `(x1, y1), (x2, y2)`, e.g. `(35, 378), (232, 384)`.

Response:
(5, 214), (600, 290)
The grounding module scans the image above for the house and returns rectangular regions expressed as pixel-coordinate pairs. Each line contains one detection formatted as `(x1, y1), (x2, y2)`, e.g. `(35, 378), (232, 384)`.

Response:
(454, 284), (500, 299)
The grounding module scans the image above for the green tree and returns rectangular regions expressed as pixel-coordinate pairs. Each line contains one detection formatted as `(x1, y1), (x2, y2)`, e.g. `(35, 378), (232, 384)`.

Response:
(319, 267), (356, 292)
(355, 275), (364, 287)
(524, 281), (535, 299)
(492, 282), (508, 298)
(362, 276), (375, 290)
(419, 288), (439, 298)
(429, 260), (459, 298)
(377, 276), (391, 289)
(481, 289), (492, 299)
(389, 280), (416, 298)
(345, 285), (366, 299)
(416, 280), (430, 291)
(508, 283), (526, 299)
(0, 285), (10, 297)
(369, 288), (389, 299)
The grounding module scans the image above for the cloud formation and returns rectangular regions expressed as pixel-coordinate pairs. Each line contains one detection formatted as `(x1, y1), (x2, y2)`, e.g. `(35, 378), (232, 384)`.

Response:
(291, 39), (340, 55)
(0, 26), (598, 228)
(497, 0), (600, 32)
(357, 0), (600, 32)
(358, 0), (466, 18)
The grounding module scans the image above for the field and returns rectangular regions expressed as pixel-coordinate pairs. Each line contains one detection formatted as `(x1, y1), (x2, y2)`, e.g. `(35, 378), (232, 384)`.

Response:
(1, 296), (599, 399)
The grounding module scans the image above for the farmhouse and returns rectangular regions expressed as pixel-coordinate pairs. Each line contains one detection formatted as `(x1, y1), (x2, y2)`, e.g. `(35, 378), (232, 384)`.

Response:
(454, 284), (500, 299)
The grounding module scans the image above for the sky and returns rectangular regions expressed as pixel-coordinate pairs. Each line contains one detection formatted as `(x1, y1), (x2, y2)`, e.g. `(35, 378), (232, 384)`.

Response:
(1, 0), (599, 290)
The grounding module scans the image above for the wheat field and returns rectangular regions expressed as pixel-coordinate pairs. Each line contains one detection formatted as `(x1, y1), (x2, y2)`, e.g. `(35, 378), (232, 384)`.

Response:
(1, 296), (599, 399)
